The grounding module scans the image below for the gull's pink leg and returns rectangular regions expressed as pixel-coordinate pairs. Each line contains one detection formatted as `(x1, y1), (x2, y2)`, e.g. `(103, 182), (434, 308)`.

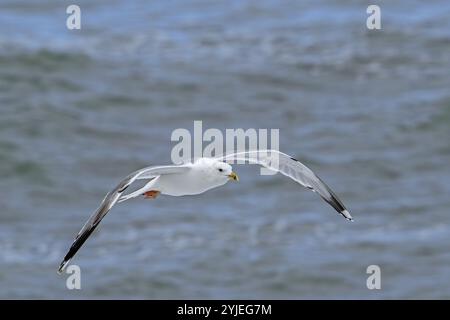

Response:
(143, 190), (160, 199)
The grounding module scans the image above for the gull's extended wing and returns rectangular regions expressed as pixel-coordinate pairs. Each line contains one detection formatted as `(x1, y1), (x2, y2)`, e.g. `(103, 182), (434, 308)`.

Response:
(58, 164), (190, 273)
(218, 150), (353, 221)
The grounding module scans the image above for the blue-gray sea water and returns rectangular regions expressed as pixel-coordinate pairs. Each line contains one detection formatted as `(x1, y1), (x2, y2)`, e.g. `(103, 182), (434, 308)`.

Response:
(1, 0), (450, 299)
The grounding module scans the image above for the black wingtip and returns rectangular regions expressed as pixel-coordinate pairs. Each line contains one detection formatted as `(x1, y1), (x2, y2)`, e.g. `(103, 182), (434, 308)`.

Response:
(320, 188), (353, 221)
(57, 260), (69, 274)
(57, 224), (99, 274)
(118, 184), (129, 193)
(291, 155), (353, 222)
(341, 210), (354, 222)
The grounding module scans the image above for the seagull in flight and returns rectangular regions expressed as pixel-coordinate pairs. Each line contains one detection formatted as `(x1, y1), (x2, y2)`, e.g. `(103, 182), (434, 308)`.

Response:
(58, 150), (352, 273)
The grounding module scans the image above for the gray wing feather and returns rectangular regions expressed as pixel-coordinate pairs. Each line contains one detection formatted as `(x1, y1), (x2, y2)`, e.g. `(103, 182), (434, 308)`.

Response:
(58, 164), (190, 273)
(219, 150), (353, 221)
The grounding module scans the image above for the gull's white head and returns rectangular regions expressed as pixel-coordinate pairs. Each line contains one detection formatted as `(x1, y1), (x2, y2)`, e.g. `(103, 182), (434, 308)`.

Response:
(194, 158), (239, 186)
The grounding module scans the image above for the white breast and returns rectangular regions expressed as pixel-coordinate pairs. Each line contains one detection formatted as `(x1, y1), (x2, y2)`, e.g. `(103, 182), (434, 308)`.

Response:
(153, 167), (225, 196)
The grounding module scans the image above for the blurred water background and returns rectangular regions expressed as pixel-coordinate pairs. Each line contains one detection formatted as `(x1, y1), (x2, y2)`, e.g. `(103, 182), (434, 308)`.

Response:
(1, 0), (450, 299)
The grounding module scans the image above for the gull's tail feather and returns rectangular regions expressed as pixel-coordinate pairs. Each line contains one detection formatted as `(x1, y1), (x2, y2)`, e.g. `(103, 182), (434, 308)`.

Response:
(118, 188), (146, 203)
(118, 177), (158, 203)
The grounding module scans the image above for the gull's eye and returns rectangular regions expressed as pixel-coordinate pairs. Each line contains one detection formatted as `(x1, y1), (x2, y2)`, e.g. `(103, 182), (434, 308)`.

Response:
(218, 168), (223, 172)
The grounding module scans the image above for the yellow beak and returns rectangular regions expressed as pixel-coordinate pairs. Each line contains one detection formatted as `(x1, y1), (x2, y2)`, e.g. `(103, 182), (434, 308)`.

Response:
(228, 172), (239, 181)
